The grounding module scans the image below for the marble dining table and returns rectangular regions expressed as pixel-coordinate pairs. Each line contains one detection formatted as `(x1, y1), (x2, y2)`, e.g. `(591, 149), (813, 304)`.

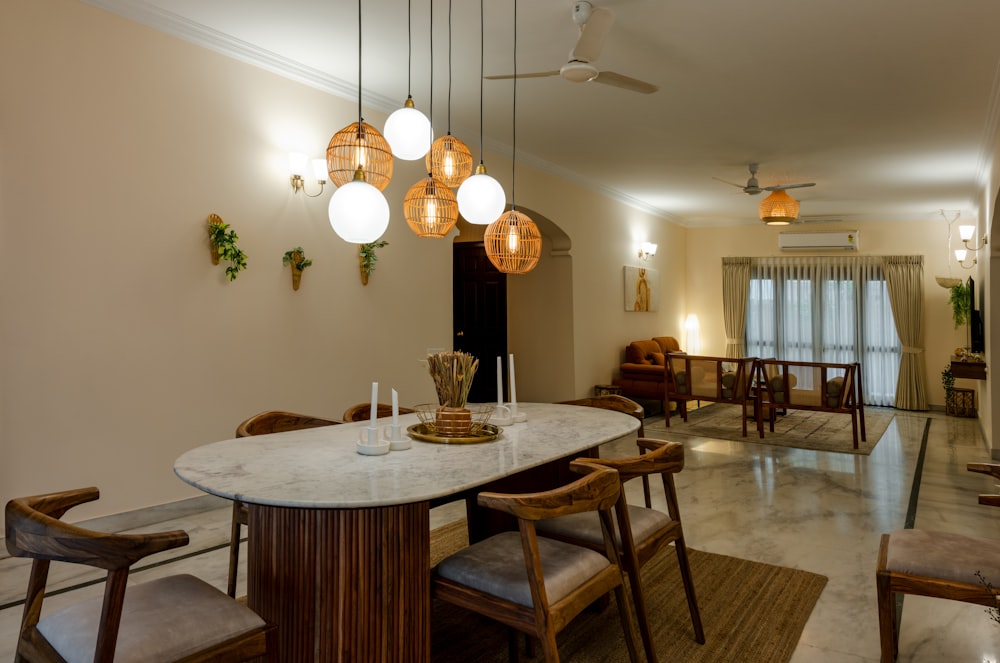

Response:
(174, 401), (640, 662)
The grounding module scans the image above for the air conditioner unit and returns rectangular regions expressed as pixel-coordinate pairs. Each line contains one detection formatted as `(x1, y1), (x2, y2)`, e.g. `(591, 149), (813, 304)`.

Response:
(778, 230), (860, 251)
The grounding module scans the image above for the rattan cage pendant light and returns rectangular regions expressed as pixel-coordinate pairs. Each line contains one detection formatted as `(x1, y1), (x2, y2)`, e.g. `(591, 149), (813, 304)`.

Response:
(759, 189), (800, 225)
(484, 0), (541, 274)
(427, 0), (473, 188)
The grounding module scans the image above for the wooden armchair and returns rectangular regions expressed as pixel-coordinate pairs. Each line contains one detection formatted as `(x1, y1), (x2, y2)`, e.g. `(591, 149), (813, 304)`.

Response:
(536, 439), (704, 662)
(665, 354), (757, 436)
(876, 462), (1000, 661)
(230, 410), (341, 597)
(433, 463), (641, 663)
(5, 487), (274, 663)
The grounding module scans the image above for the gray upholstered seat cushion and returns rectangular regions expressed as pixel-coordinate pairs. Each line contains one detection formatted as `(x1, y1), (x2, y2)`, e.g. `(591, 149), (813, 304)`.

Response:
(436, 531), (611, 607)
(885, 529), (1000, 586)
(37, 574), (266, 663)
(536, 504), (671, 549)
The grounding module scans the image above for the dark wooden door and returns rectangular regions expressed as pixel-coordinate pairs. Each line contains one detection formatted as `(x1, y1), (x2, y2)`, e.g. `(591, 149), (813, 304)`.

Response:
(453, 243), (507, 404)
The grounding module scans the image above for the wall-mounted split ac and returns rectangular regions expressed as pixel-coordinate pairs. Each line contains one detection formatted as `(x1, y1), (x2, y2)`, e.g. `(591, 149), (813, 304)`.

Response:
(778, 230), (860, 251)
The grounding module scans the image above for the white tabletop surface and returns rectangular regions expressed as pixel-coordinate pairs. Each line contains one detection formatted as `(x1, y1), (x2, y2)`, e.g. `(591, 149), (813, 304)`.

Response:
(174, 402), (639, 508)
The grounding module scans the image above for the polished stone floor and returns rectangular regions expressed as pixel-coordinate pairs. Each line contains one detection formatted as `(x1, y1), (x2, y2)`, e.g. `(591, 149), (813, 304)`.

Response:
(2, 408), (999, 661)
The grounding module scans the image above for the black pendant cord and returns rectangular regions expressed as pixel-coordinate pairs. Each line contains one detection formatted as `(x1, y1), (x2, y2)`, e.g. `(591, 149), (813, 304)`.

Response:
(406, 0), (413, 101)
(446, 0), (453, 135)
(427, 0), (434, 177)
(356, 0), (362, 126)
(478, 0), (485, 166)
(511, 0), (517, 211)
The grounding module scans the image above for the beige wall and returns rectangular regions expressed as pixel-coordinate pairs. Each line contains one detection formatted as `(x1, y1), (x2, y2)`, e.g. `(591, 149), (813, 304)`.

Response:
(684, 220), (969, 407)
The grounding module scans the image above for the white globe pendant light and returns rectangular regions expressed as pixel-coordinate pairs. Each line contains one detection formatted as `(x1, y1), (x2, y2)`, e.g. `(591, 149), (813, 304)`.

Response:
(329, 169), (390, 243)
(457, 164), (506, 225)
(384, 98), (432, 160)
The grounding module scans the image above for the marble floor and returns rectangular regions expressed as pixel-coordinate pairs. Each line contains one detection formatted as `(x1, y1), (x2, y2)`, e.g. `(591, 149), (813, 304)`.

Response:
(2, 408), (1000, 661)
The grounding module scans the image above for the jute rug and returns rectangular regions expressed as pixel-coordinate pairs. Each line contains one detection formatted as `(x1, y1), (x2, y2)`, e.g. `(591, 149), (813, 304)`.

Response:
(428, 520), (827, 662)
(642, 403), (894, 455)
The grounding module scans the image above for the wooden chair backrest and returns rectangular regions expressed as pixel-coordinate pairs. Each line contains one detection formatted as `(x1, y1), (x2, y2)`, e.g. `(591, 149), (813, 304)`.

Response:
(666, 353), (756, 401)
(757, 359), (858, 410)
(559, 395), (645, 436)
(342, 403), (416, 422)
(476, 463), (621, 521)
(235, 410), (341, 437)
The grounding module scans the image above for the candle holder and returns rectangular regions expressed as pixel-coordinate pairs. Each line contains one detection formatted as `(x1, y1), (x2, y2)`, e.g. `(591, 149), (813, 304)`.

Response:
(384, 424), (411, 451)
(510, 402), (527, 423)
(356, 426), (390, 455)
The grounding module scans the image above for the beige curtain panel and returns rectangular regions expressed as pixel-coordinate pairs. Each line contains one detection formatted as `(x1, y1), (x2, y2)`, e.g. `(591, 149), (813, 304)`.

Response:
(721, 257), (752, 358)
(882, 255), (928, 410)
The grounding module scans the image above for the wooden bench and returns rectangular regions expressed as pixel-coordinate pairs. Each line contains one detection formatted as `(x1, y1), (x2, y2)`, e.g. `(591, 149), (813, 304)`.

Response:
(664, 354), (757, 436)
(755, 359), (866, 448)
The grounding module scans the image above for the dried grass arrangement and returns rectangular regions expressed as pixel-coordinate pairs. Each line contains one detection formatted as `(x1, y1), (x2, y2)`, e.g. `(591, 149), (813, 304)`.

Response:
(427, 351), (479, 409)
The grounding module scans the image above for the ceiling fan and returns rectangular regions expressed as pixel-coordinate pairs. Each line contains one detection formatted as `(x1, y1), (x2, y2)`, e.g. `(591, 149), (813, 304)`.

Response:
(714, 163), (816, 195)
(484, 1), (659, 95)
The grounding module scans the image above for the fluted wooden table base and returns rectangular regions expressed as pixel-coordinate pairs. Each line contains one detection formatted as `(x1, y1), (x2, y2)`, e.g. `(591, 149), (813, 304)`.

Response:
(248, 502), (431, 662)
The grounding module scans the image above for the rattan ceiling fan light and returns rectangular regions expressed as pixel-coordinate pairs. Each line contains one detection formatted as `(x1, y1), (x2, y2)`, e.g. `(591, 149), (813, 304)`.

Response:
(326, 121), (394, 191)
(484, 209), (542, 274)
(404, 176), (459, 237)
(759, 189), (800, 225)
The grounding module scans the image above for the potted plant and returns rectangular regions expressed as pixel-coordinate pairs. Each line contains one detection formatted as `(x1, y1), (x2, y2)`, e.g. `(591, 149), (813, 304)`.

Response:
(949, 281), (971, 329)
(282, 247), (312, 290)
(359, 240), (388, 285)
(427, 351), (479, 436)
(941, 364), (955, 415)
(207, 214), (248, 281)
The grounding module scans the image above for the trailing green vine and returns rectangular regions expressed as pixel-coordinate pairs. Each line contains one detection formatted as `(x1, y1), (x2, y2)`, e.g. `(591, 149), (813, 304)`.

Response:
(359, 240), (388, 282)
(207, 215), (248, 281)
(941, 364), (955, 411)
(282, 247), (312, 272)
(949, 281), (971, 328)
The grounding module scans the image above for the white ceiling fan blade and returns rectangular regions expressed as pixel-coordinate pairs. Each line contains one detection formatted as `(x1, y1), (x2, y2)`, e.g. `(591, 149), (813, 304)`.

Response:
(592, 71), (658, 94)
(766, 182), (816, 191)
(571, 7), (614, 63)
(712, 176), (746, 189)
(484, 71), (561, 80)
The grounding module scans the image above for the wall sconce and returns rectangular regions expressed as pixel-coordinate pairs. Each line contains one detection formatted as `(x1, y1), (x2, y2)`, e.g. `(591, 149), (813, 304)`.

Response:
(289, 152), (328, 197)
(959, 224), (988, 252)
(954, 248), (977, 269)
(637, 242), (658, 261)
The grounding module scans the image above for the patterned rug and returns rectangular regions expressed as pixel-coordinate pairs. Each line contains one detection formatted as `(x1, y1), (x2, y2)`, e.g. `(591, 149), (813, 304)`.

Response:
(429, 520), (827, 662)
(643, 403), (894, 455)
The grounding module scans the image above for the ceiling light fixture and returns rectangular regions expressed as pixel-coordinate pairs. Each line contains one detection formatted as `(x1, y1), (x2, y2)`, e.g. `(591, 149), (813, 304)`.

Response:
(637, 242), (657, 260)
(759, 189), (800, 225)
(456, 0), (506, 225)
(327, 0), (390, 243)
(485, 0), (541, 274)
(383, 0), (431, 160)
(427, 0), (472, 188)
(404, 0), (458, 237)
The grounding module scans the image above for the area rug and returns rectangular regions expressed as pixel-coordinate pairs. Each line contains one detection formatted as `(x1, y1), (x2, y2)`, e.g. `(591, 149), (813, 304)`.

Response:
(642, 403), (894, 455)
(429, 520), (827, 662)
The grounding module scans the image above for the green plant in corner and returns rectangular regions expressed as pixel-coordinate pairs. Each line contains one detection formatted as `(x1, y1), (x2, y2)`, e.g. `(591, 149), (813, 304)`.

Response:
(358, 240), (388, 285)
(941, 363), (955, 413)
(283, 247), (312, 291)
(207, 214), (248, 281)
(949, 281), (971, 328)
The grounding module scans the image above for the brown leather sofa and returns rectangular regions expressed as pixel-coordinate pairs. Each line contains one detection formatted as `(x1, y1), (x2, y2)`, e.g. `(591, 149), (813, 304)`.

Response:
(612, 336), (681, 410)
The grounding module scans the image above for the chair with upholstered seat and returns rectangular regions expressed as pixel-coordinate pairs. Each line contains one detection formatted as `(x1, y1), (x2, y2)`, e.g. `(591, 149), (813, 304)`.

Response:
(342, 402), (415, 422)
(876, 462), (1000, 662)
(5, 487), (275, 663)
(535, 438), (704, 662)
(229, 410), (341, 597)
(433, 463), (641, 663)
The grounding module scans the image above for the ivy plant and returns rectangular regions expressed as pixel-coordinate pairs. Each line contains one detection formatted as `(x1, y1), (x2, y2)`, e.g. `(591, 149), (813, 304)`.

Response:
(948, 281), (971, 328)
(359, 240), (389, 277)
(208, 219), (248, 281)
(282, 246), (313, 272)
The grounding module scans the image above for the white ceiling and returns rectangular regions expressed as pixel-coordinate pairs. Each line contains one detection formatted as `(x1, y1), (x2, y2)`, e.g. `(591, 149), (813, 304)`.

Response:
(87, 0), (1000, 227)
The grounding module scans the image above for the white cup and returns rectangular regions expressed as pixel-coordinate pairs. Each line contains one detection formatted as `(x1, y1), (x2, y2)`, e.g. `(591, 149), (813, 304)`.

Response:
(492, 404), (513, 425)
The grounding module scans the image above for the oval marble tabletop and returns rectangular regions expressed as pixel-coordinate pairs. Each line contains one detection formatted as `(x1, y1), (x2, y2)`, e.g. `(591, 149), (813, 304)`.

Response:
(174, 402), (639, 508)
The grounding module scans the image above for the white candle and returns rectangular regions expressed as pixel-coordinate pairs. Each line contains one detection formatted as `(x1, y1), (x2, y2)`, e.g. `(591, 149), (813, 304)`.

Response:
(391, 388), (399, 428)
(496, 356), (504, 405)
(508, 354), (517, 407)
(370, 382), (378, 428)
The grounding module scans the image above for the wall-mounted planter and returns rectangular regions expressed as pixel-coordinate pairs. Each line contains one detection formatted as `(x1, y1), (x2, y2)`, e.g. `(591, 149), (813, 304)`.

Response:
(207, 213), (248, 281)
(359, 240), (388, 286)
(283, 247), (312, 291)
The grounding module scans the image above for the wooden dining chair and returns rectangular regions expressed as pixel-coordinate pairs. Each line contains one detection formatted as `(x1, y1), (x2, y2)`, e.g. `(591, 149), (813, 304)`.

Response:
(5, 487), (275, 663)
(433, 463), (641, 663)
(876, 462), (1000, 662)
(341, 402), (415, 422)
(230, 409), (341, 597)
(535, 438), (704, 663)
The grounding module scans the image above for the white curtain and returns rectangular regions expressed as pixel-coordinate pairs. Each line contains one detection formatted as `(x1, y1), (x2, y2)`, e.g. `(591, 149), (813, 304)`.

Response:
(745, 255), (902, 406)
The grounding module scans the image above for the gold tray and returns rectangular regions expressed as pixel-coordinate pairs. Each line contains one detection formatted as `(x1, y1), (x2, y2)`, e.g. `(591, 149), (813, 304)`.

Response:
(406, 422), (503, 445)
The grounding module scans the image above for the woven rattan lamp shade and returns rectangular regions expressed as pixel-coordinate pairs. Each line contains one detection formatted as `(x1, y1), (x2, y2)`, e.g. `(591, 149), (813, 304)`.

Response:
(404, 177), (459, 237)
(427, 135), (473, 188)
(326, 121), (394, 192)
(759, 189), (800, 225)
(485, 210), (542, 274)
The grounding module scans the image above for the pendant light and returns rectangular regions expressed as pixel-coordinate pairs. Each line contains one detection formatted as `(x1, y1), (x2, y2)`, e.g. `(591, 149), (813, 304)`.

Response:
(759, 189), (799, 225)
(456, 0), (506, 225)
(427, 0), (473, 188)
(485, 0), (541, 274)
(383, 0), (432, 160)
(327, 0), (391, 243)
(405, 0), (458, 237)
